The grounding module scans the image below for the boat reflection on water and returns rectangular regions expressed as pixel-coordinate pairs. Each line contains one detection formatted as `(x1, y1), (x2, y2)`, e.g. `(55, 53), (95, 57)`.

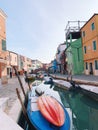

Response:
(54, 86), (98, 130)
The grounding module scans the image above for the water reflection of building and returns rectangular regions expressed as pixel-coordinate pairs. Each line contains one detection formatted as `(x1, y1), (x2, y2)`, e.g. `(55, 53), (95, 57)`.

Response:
(69, 93), (98, 130)
(56, 87), (98, 130)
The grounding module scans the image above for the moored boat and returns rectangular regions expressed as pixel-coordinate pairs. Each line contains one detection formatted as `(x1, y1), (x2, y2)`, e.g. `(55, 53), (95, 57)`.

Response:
(78, 84), (98, 101)
(27, 82), (70, 130)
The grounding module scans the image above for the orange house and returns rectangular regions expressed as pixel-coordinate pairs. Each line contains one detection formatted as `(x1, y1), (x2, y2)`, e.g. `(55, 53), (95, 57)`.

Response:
(0, 9), (7, 83)
(81, 14), (98, 75)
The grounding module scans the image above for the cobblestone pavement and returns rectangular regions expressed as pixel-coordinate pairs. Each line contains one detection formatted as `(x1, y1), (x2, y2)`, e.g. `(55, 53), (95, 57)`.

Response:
(0, 76), (28, 114)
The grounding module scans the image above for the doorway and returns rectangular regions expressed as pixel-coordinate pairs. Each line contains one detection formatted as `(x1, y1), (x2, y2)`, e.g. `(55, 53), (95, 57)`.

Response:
(89, 63), (93, 74)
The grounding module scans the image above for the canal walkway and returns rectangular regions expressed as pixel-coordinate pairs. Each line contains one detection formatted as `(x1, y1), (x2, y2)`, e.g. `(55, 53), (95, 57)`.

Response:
(0, 76), (29, 130)
(51, 73), (98, 86)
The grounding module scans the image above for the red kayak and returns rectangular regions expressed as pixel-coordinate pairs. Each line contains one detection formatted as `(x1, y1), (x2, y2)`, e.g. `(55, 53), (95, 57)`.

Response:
(37, 95), (65, 126)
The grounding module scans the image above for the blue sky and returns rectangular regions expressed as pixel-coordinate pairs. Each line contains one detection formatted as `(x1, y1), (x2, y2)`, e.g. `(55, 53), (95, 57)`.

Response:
(1, 0), (98, 63)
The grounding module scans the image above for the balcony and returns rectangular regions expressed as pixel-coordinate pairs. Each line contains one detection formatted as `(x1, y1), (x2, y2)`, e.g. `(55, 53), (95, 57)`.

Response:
(65, 21), (86, 40)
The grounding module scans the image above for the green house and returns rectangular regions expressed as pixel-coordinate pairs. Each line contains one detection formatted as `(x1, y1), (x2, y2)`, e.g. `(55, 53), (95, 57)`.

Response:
(66, 38), (84, 75)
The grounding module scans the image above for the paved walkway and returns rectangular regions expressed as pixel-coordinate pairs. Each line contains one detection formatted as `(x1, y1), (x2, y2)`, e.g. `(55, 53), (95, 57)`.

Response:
(51, 73), (98, 86)
(0, 76), (29, 115)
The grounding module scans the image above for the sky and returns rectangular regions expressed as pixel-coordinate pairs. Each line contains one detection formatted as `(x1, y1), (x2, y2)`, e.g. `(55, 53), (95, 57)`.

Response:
(0, 0), (98, 63)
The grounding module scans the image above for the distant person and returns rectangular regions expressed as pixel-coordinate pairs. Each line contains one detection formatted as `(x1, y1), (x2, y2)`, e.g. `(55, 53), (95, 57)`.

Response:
(10, 71), (12, 78)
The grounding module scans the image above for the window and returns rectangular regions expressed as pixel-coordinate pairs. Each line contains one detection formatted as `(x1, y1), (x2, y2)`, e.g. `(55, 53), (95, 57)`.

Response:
(91, 23), (95, 30)
(2, 40), (6, 51)
(86, 62), (88, 70)
(84, 46), (86, 54)
(95, 60), (98, 70)
(15, 57), (17, 62)
(93, 41), (96, 50)
(82, 31), (85, 37)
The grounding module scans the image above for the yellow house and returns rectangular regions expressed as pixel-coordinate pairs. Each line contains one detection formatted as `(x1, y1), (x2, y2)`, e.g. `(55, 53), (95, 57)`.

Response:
(81, 14), (98, 75)
(0, 9), (7, 83)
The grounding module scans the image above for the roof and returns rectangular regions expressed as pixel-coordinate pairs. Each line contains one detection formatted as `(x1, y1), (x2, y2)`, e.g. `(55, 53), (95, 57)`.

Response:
(80, 13), (98, 30)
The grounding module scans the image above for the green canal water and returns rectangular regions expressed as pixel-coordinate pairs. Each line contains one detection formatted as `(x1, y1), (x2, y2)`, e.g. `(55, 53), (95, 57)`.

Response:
(54, 86), (98, 130)
(18, 83), (98, 130)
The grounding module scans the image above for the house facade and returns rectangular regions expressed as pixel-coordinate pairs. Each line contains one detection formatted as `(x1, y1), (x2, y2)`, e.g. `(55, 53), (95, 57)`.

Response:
(6, 50), (11, 77)
(7, 51), (18, 76)
(0, 9), (7, 83)
(65, 21), (84, 75)
(17, 54), (25, 75)
(66, 38), (84, 75)
(23, 56), (33, 73)
(60, 50), (67, 74)
(32, 60), (43, 71)
(56, 43), (66, 73)
(81, 14), (98, 75)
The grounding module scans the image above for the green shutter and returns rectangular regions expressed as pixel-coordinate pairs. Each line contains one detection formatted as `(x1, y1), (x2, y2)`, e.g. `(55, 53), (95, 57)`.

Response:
(95, 60), (98, 70)
(2, 40), (6, 51)
(93, 41), (96, 50)
(91, 23), (95, 30)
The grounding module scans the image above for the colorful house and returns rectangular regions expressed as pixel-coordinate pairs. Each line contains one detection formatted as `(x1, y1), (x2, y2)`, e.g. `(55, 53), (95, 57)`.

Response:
(0, 9), (7, 83)
(17, 54), (25, 75)
(56, 43), (66, 73)
(65, 21), (84, 75)
(81, 14), (98, 75)
(52, 59), (58, 73)
(7, 51), (18, 76)
(66, 38), (84, 75)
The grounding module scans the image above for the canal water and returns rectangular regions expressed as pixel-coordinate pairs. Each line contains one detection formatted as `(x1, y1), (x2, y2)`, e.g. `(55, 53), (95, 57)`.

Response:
(54, 86), (98, 130)
(18, 82), (98, 130)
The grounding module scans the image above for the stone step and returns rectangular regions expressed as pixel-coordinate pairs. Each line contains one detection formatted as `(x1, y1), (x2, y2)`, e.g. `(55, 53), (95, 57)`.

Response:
(0, 97), (9, 111)
(0, 109), (23, 130)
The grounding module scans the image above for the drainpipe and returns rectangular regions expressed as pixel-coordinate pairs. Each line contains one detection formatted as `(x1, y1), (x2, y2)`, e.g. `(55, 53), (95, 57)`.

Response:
(69, 33), (73, 80)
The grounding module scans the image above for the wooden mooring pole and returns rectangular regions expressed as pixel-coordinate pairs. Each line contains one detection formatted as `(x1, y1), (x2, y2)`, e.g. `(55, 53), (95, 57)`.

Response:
(13, 66), (26, 98)
(16, 88), (29, 123)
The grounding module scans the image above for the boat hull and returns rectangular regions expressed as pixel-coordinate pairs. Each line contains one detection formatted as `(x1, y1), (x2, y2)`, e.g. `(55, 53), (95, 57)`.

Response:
(81, 88), (98, 101)
(27, 97), (70, 130)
